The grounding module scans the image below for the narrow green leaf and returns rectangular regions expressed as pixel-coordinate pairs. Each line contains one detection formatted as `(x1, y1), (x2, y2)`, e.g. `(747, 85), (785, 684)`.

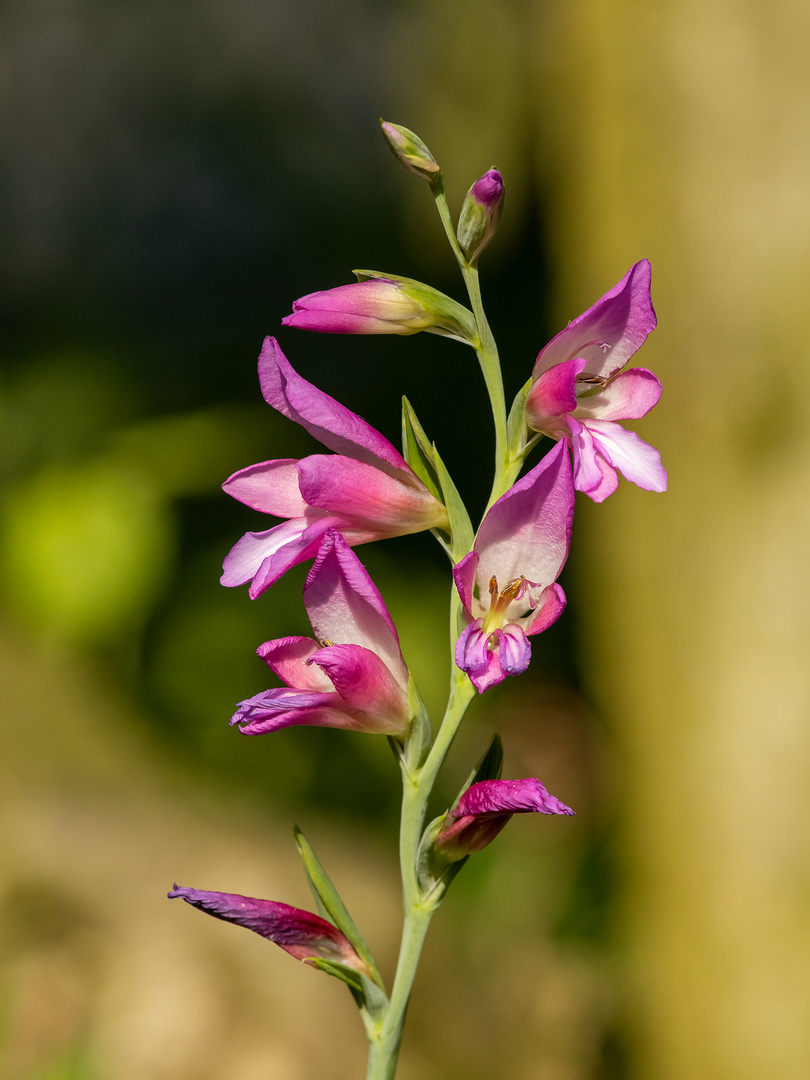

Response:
(460, 732), (504, 796)
(506, 375), (533, 457)
(293, 827), (384, 988)
(432, 444), (474, 561)
(401, 397), (442, 501)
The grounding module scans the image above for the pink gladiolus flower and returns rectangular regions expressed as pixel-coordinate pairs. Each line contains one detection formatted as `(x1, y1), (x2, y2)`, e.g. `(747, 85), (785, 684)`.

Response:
(435, 778), (574, 861)
(454, 440), (574, 693)
(231, 529), (412, 736)
(525, 259), (667, 502)
(168, 885), (371, 974)
(221, 337), (449, 598)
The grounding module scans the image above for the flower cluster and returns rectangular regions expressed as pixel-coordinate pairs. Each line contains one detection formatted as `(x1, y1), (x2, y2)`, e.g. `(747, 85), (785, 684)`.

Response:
(168, 121), (667, 1075)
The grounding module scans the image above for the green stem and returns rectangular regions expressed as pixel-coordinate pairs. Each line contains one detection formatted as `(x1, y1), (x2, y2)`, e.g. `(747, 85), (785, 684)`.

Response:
(365, 674), (476, 1080)
(430, 180), (509, 508)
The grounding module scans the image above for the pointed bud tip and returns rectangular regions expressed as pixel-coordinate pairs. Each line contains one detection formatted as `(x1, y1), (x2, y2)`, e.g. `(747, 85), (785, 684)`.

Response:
(379, 119), (441, 181)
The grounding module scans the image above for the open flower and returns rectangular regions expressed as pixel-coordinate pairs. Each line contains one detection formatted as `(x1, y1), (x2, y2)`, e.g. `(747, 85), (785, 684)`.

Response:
(434, 778), (574, 861)
(525, 259), (667, 502)
(168, 885), (371, 974)
(231, 529), (412, 736)
(454, 440), (574, 693)
(221, 337), (449, 598)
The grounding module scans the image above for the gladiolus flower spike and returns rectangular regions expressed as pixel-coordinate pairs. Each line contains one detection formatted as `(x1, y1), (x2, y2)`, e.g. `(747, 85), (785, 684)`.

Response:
(525, 259), (667, 502)
(230, 529), (413, 737)
(454, 440), (575, 693)
(221, 338), (450, 599)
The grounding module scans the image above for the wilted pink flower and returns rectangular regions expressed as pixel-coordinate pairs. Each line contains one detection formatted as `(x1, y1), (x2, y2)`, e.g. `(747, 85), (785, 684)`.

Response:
(282, 274), (477, 344)
(231, 529), (411, 736)
(525, 259), (667, 502)
(454, 441), (574, 693)
(434, 778), (574, 861)
(221, 338), (449, 598)
(168, 885), (370, 973)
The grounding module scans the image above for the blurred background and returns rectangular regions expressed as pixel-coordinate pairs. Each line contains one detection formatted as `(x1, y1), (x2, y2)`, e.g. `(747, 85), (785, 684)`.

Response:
(2, 1), (809, 1078)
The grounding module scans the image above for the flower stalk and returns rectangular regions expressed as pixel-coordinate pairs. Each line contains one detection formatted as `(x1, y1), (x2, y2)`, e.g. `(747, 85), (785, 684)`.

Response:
(168, 118), (666, 1080)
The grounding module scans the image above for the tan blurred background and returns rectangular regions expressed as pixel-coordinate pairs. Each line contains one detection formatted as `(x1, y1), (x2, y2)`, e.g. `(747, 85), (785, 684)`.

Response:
(2, 1), (809, 1078)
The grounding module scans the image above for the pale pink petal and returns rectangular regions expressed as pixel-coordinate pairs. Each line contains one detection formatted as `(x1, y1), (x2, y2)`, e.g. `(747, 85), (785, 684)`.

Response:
(532, 260), (656, 381)
(310, 643), (409, 732)
(473, 439), (574, 593)
(575, 367), (662, 422)
(257, 338), (408, 476)
(524, 358), (584, 429)
(222, 459), (308, 516)
(523, 583), (567, 637)
(257, 636), (330, 691)
(585, 419), (668, 494)
(569, 419), (619, 501)
(220, 520), (312, 589)
(296, 455), (446, 530)
(302, 531), (407, 685)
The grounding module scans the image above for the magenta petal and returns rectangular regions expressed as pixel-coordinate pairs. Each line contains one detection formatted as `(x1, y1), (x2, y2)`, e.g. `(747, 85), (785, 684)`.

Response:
(310, 643), (409, 733)
(257, 338), (408, 475)
(230, 687), (349, 734)
(576, 367), (662, 422)
(303, 530), (407, 684)
(222, 460), (307, 516)
(455, 624), (507, 694)
(457, 777), (575, 818)
(256, 636), (327, 690)
(496, 624), (532, 676)
(474, 439), (574, 591)
(524, 583), (567, 636)
(296, 455), (445, 529)
(585, 419), (668, 493)
(220, 520), (313, 589)
(167, 886), (364, 969)
(532, 260), (656, 381)
(452, 552), (479, 619)
(525, 358), (584, 426)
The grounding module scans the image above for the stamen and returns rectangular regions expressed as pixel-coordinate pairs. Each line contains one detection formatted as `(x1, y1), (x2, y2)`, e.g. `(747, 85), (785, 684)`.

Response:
(319, 638), (335, 648)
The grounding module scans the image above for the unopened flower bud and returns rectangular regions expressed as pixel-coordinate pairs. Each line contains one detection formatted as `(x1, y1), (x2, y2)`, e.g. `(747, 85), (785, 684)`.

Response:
(456, 168), (504, 263)
(380, 120), (441, 182)
(283, 271), (478, 346)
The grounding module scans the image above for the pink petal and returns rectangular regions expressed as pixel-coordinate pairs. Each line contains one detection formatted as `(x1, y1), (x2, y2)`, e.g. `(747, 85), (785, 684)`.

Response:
(575, 367), (662, 422)
(257, 338), (408, 476)
(496, 625), (532, 676)
(257, 636), (329, 691)
(523, 583), (567, 636)
(452, 552), (479, 620)
(310, 643), (409, 733)
(222, 459), (308, 516)
(303, 531), (407, 685)
(585, 419), (668, 494)
(230, 686), (351, 734)
(473, 439), (574, 593)
(167, 887), (364, 968)
(569, 419), (619, 502)
(456, 777), (574, 817)
(532, 260), (656, 382)
(296, 455), (446, 530)
(525, 358), (584, 429)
